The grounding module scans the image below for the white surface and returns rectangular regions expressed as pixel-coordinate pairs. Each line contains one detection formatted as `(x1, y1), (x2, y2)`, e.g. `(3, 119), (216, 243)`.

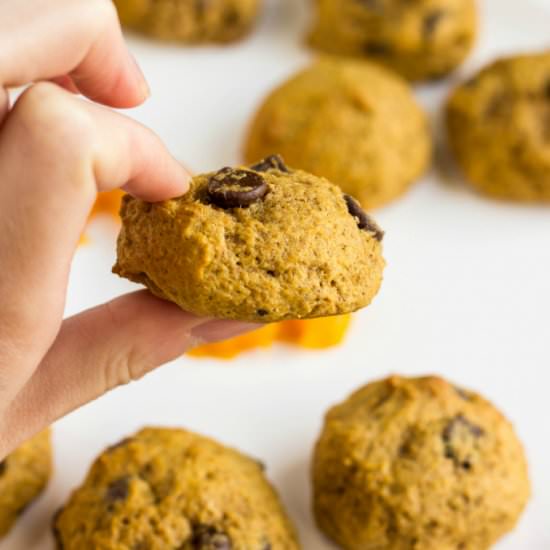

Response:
(5, 0), (550, 548)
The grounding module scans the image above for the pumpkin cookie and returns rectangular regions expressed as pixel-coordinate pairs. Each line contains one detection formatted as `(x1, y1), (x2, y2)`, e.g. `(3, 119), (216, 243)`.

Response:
(0, 429), (52, 537)
(113, 156), (385, 322)
(113, 0), (260, 43)
(53, 427), (299, 549)
(244, 58), (432, 209)
(312, 375), (530, 550)
(447, 51), (550, 202)
(309, 0), (477, 81)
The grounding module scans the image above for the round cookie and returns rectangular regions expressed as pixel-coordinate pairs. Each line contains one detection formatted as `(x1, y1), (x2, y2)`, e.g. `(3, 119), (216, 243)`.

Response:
(447, 52), (550, 202)
(53, 427), (299, 549)
(244, 59), (432, 210)
(113, 156), (385, 322)
(312, 375), (530, 550)
(0, 429), (52, 537)
(308, 0), (477, 81)
(113, 0), (260, 43)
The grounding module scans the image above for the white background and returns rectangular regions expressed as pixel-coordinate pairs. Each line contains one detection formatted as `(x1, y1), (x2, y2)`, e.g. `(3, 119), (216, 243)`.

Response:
(5, 0), (550, 548)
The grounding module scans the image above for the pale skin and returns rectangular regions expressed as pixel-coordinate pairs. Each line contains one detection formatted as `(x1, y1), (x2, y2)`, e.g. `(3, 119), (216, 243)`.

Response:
(0, 0), (256, 458)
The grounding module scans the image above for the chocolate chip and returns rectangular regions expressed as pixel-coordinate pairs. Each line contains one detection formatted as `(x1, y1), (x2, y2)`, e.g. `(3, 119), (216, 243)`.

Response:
(364, 41), (390, 56)
(442, 415), (484, 469)
(256, 309), (269, 317)
(0, 460), (6, 476)
(343, 195), (384, 241)
(249, 154), (290, 173)
(207, 169), (268, 209)
(192, 525), (232, 550)
(443, 415), (484, 442)
(105, 477), (129, 503)
(423, 10), (445, 38)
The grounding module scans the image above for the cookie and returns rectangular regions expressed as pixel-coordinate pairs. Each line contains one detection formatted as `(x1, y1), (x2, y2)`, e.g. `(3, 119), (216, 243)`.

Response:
(0, 429), (52, 537)
(113, 156), (385, 322)
(312, 375), (530, 550)
(447, 52), (550, 202)
(53, 427), (299, 549)
(113, 0), (260, 43)
(244, 58), (432, 209)
(308, 0), (477, 81)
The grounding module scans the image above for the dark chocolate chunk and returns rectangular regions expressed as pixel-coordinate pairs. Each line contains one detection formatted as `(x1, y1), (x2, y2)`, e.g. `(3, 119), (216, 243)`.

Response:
(192, 525), (232, 550)
(105, 477), (130, 503)
(249, 154), (290, 173)
(256, 309), (269, 317)
(343, 195), (384, 241)
(207, 169), (268, 209)
(423, 10), (445, 38)
(0, 460), (6, 476)
(364, 41), (390, 56)
(442, 415), (484, 469)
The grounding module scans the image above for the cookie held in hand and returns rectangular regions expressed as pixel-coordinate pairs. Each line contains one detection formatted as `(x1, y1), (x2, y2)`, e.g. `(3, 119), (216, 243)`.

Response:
(113, 156), (385, 322)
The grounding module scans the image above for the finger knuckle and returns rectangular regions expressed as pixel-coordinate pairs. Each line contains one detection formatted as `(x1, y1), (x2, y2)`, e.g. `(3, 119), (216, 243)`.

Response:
(13, 83), (95, 154)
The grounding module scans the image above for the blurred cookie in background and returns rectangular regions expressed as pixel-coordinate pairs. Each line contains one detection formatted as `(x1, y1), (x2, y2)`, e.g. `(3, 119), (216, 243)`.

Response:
(113, 0), (260, 43)
(245, 58), (432, 209)
(0, 429), (52, 537)
(53, 427), (300, 549)
(308, 0), (477, 81)
(312, 375), (530, 550)
(447, 51), (550, 202)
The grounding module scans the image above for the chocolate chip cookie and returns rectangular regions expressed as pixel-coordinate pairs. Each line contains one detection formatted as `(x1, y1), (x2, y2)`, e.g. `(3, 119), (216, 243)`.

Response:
(312, 375), (530, 550)
(113, 0), (260, 43)
(113, 156), (385, 322)
(447, 51), (550, 202)
(308, 0), (477, 81)
(0, 429), (52, 537)
(244, 58), (432, 209)
(53, 427), (299, 549)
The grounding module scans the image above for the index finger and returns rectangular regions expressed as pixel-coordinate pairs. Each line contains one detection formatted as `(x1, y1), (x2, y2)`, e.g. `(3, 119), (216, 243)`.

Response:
(0, 0), (148, 109)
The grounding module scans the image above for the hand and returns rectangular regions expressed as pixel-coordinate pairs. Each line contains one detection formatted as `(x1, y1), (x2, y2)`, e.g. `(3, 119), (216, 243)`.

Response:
(0, 0), (255, 458)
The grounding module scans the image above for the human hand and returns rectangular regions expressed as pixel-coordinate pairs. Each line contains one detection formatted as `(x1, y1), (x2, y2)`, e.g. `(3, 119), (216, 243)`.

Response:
(0, 0), (255, 458)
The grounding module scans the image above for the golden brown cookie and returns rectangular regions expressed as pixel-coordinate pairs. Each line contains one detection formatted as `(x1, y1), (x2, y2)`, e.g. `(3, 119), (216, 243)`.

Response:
(113, 0), (260, 43)
(312, 375), (530, 550)
(0, 429), (52, 537)
(244, 58), (432, 209)
(53, 427), (299, 549)
(447, 51), (550, 202)
(113, 156), (385, 322)
(309, 0), (477, 81)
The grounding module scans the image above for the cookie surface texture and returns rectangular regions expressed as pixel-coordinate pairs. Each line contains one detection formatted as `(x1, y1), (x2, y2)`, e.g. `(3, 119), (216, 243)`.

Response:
(113, 0), (260, 43)
(312, 375), (531, 550)
(244, 58), (432, 209)
(113, 157), (385, 322)
(54, 427), (300, 549)
(0, 429), (52, 537)
(309, 0), (477, 80)
(447, 51), (550, 202)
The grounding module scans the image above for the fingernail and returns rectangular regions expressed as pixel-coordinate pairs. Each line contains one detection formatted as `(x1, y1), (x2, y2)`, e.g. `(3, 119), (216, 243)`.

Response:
(191, 321), (259, 344)
(129, 52), (150, 99)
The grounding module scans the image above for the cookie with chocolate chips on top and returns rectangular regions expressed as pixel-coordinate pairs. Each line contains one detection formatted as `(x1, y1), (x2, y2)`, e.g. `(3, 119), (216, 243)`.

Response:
(447, 51), (550, 202)
(113, 155), (385, 322)
(312, 375), (530, 550)
(113, 0), (260, 43)
(308, 0), (477, 81)
(0, 429), (52, 537)
(53, 427), (299, 550)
